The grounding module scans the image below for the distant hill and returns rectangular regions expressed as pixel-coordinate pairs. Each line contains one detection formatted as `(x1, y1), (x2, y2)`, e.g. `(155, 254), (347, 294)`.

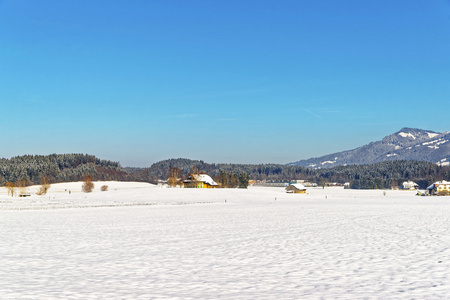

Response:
(289, 128), (450, 168)
(131, 158), (293, 183)
(0, 154), (132, 185)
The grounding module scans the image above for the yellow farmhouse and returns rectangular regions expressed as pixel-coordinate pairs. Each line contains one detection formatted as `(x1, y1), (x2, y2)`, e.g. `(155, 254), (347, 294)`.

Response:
(184, 174), (219, 188)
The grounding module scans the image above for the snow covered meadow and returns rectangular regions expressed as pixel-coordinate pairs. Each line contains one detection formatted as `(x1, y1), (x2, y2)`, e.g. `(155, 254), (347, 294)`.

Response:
(1, 182), (450, 299)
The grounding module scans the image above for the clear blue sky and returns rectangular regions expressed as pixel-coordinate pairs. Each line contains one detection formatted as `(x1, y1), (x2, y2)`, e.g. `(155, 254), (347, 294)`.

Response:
(1, 0), (449, 167)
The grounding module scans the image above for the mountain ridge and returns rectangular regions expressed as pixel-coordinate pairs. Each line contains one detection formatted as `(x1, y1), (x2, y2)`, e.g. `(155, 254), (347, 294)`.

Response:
(289, 128), (450, 168)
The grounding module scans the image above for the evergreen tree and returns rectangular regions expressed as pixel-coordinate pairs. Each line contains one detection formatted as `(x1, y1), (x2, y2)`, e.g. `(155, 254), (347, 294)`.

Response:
(238, 172), (250, 189)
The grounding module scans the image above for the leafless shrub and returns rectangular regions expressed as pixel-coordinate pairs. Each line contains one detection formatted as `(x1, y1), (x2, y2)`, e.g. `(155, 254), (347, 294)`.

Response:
(36, 176), (51, 195)
(5, 182), (15, 197)
(82, 175), (95, 193)
(16, 179), (29, 196)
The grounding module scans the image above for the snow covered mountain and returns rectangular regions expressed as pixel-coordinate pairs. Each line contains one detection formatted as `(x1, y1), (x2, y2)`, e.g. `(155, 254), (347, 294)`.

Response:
(289, 128), (450, 168)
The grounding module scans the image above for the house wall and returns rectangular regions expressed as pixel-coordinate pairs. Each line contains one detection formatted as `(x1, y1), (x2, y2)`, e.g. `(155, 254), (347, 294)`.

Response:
(293, 190), (306, 194)
(437, 184), (450, 192)
(286, 186), (306, 193)
(186, 182), (216, 188)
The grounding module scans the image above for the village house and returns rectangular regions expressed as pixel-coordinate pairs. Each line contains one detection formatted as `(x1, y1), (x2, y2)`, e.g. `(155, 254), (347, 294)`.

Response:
(402, 181), (419, 190)
(157, 179), (168, 187)
(294, 180), (318, 187)
(183, 173), (218, 188)
(285, 183), (307, 194)
(427, 180), (450, 195)
(248, 180), (262, 186)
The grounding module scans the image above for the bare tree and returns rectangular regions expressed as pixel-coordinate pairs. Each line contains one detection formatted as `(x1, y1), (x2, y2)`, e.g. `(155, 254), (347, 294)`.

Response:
(37, 176), (51, 195)
(192, 166), (199, 175)
(16, 179), (29, 196)
(167, 167), (182, 187)
(5, 182), (15, 197)
(82, 175), (95, 193)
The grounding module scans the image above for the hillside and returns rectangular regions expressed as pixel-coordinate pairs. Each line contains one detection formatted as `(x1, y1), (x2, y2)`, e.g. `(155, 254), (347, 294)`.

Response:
(0, 154), (132, 185)
(289, 128), (450, 168)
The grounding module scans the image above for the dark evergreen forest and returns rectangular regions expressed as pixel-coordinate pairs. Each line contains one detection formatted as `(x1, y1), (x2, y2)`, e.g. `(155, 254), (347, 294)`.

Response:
(0, 154), (133, 185)
(2, 155), (449, 190)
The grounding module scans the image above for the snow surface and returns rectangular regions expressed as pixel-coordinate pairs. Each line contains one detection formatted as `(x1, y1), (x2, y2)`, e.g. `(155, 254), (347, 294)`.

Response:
(1, 182), (450, 299)
(321, 160), (336, 165)
(398, 132), (416, 139)
(439, 159), (449, 167)
(427, 132), (440, 139)
(422, 139), (448, 146)
(321, 158), (337, 165)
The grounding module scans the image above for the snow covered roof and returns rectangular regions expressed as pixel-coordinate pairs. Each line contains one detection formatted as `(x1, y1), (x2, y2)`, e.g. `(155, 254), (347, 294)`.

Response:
(402, 181), (418, 187)
(289, 183), (306, 190)
(191, 174), (218, 186)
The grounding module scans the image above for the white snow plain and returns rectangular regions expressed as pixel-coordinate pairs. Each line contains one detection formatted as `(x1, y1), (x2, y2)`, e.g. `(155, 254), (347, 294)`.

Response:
(1, 182), (450, 299)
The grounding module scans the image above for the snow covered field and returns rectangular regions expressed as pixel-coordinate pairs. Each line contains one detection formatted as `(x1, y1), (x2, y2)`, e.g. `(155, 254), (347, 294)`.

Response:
(1, 182), (450, 299)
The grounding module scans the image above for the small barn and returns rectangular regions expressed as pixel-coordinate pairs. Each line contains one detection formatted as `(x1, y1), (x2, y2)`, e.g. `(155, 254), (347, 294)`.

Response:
(286, 183), (307, 194)
(184, 174), (218, 188)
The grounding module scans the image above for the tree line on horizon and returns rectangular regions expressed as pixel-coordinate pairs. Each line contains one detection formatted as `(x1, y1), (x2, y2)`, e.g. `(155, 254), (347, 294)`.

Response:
(0, 154), (133, 186)
(136, 158), (450, 190)
(1, 155), (449, 190)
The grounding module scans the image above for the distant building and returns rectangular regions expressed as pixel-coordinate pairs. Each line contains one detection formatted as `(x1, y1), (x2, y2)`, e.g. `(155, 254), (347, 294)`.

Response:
(157, 179), (168, 187)
(344, 182), (351, 189)
(301, 182), (318, 187)
(248, 180), (262, 186)
(258, 181), (289, 187)
(427, 180), (450, 195)
(402, 181), (419, 190)
(184, 174), (218, 188)
(286, 184), (307, 194)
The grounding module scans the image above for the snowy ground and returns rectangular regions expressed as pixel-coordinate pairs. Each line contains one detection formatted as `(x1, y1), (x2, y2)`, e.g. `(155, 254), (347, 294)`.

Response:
(1, 182), (450, 299)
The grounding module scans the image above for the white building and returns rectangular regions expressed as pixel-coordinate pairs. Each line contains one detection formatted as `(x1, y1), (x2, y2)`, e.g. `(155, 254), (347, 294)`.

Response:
(402, 181), (419, 190)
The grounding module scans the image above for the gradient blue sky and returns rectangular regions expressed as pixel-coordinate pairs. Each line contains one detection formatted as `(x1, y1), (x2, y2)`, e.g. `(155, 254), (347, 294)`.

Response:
(1, 1), (449, 167)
